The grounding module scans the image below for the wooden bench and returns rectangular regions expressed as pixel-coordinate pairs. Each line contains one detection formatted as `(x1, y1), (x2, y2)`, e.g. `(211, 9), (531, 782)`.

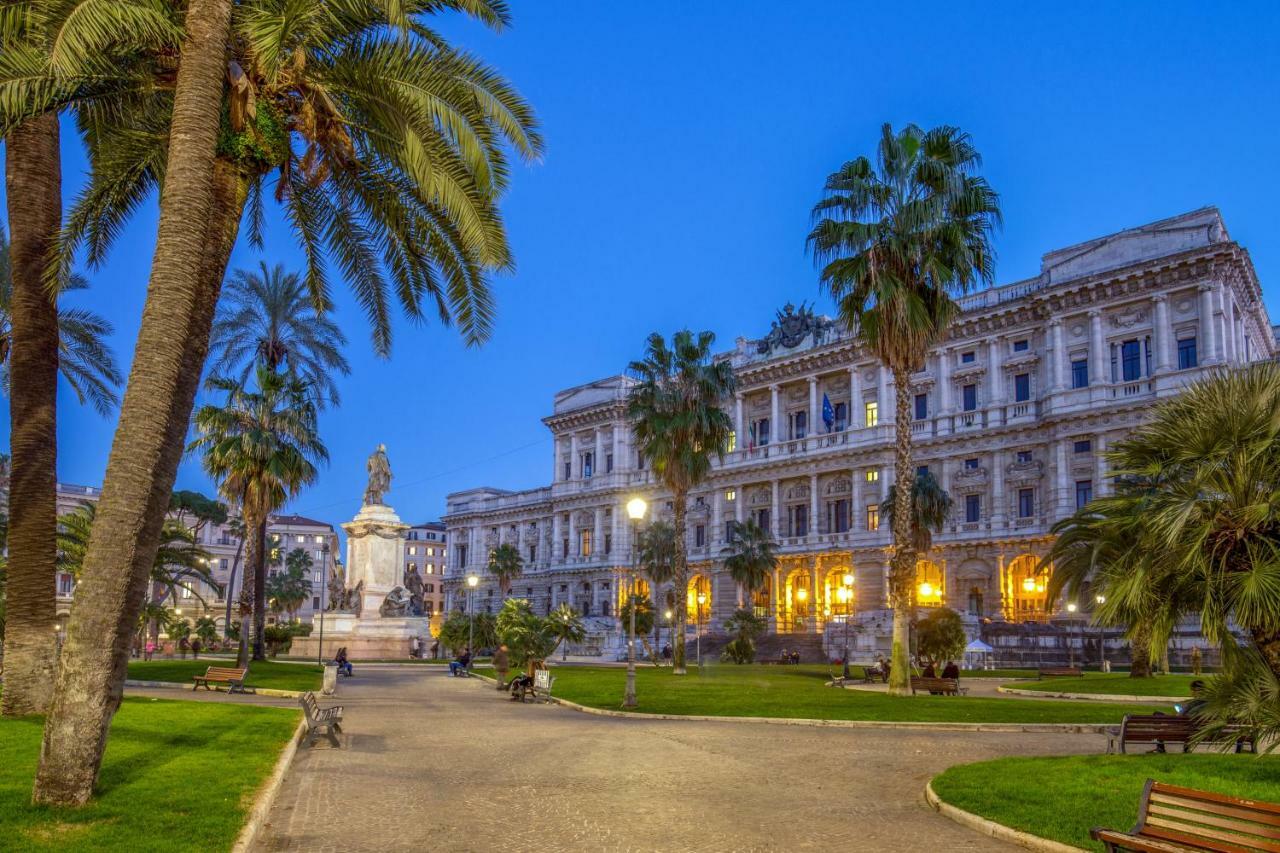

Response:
(910, 676), (967, 696)
(1037, 667), (1084, 679)
(1092, 778), (1280, 852)
(191, 666), (249, 694)
(299, 691), (344, 748)
(1108, 714), (1257, 754)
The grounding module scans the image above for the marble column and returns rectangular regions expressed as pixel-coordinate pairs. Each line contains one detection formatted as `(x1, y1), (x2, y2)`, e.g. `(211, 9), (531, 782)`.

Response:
(1219, 285), (1235, 363)
(1048, 319), (1066, 391)
(1089, 309), (1106, 387)
(987, 336), (1004, 426)
(876, 366), (890, 425)
(808, 376), (819, 437)
(849, 366), (861, 429)
(991, 452), (1006, 526)
(734, 393), (744, 449)
(553, 438), (564, 481)
(1095, 433), (1109, 496)
(1198, 284), (1219, 364)
(593, 507), (604, 560)
(594, 430), (605, 477)
(735, 485), (745, 523)
(770, 480), (781, 538)
(1055, 438), (1071, 516)
(769, 385), (780, 444)
(809, 473), (819, 539)
(852, 468), (864, 532)
(1152, 295), (1171, 373)
(938, 348), (953, 412)
(810, 557), (820, 631)
(567, 513), (577, 559)
(568, 433), (580, 480)
(712, 489), (723, 544)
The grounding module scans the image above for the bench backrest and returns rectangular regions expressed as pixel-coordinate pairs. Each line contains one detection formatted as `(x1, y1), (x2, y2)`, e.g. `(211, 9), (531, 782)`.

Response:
(299, 691), (319, 721)
(1122, 715), (1198, 742)
(911, 677), (958, 690)
(204, 667), (247, 679)
(1137, 779), (1280, 851)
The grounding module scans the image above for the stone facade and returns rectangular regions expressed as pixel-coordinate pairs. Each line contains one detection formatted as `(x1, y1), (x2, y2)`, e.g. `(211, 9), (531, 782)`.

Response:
(403, 521), (447, 617)
(444, 207), (1274, 658)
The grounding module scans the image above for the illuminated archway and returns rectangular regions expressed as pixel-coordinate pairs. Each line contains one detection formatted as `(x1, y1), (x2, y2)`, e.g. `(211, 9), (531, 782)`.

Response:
(915, 559), (944, 607)
(1008, 554), (1050, 622)
(783, 567), (813, 630)
(618, 577), (652, 612)
(751, 575), (772, 620)
(686, 574), (712, 625)
(823, 567), (857, 621)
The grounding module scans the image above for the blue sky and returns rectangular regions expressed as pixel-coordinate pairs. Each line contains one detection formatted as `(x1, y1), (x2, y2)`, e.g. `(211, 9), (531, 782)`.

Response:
(4, 1), (1280, 531)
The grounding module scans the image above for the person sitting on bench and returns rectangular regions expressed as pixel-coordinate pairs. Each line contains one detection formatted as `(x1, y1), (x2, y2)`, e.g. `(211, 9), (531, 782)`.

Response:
(942, 660), (960, 680)
(335, 647), (353, 677)
(449, 648), (472, 676)
(922, 662), (937, 679)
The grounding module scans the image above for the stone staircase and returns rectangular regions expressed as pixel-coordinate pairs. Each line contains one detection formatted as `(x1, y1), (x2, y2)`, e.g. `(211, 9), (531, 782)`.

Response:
(753, 633), (828, 664)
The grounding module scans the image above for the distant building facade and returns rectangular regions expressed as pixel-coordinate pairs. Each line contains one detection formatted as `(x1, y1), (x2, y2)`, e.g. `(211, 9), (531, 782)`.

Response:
(403, 521), (448, 617)
(443, 208), (1278, 661)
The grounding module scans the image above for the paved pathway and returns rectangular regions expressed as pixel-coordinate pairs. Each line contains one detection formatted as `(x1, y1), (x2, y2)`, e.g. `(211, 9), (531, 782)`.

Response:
(255, 666), (1099, 852)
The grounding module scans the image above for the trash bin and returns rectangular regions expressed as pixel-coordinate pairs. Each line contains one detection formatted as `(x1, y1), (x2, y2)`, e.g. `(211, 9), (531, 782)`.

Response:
(322, 662), (339, 695)
(1101, 659), (1112, 674)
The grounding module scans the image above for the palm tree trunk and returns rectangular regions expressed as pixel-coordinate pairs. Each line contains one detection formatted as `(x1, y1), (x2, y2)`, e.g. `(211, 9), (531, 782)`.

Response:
(887, 365), (916, 696)
(1, 114), (62, 717)
(223, 522), (245, 633)
(1250, 628), (1280, 680)
(672, 491), (689, 675)
(32, 0), (235, 806)
(237, 511), (265, 667)
(1130, 620), (1152, 678)
(252, 517), (268, 661)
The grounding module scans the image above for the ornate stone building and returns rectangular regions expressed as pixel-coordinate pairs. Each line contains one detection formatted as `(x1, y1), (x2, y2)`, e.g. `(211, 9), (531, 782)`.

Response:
(442, 208), (1277, 658)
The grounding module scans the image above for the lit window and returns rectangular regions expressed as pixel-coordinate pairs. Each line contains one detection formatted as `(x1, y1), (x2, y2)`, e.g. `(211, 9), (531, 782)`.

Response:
(727, 431), (737, 453)
(866, 505), (880, 531)
(725, 489), (736, 502)
(865, 470), (879, 483)
(181, 586), (193, 599)
(579, 529), (591, 557)
(865, 401), (879, 427)
(426, 565), (434, 574)
(408, 546), (417, 556)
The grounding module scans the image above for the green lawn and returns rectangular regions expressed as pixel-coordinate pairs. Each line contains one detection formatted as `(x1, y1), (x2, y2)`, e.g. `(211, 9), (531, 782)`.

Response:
(127, 659), (322, 692)
(1013, 673), (1200, 697)
(932, 754), (1280, 851)
(546, 664), (1169, 724)
(0, 698), (298, 851)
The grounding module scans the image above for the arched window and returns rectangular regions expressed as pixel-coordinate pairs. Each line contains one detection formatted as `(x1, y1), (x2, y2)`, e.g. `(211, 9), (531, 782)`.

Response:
(915, 560), (944, 607)
(1008, 554), (1049, 622)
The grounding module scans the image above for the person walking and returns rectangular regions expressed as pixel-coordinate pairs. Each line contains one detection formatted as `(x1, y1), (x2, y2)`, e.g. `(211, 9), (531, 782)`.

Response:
(144, 640), (156, 661)
(494, 644), (510, 690)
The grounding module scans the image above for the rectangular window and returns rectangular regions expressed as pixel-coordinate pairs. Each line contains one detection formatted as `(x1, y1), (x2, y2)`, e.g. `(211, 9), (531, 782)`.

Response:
(865, 401), (879, 427)
(793, 411), (807, 439)
(916, 464), (929, 477)
(914, 393), (928, 420)
(961, 351), (976, 364)
(964, 457), (979, 470)
(458, 544), (468, 567)
(695, 525), (705, 547)
(726, 432), (736, 453)
(866, 470), (879, 483)
(606, 453), (614, 473)
(1014, 373), (1030, 402)
(1075, 480), (1093, 510)
(563, 461), (571, 480)
(834, 401), (848, 431)
(582, 452), (593, 478)
(1018, 488), (1035, 519)
(1073, 439), (1092, 454)
(1121, 339), (1142, 381)
(528, 545), (536, 563)
(725, 520), (735, 542)
(757, 418), (771, 446)
(965, 494), (980, 523)
(866, 505), (880, 532)
(1016, 450), (1033, 464)
(604, 534), (612, 555)
(562, 538), (569, 558)
(220, 558), (228, 569)
(725, 489), (736, 502)
(755, 508), (770, 532)
(962, 384), (977, 411)
(312, 596), (320, 610)
(831, 499), (850, 533)
(408, 546), (417, 556)
(1177, 336), (1198, 370)
(1013, 339), (1029, 352)
(1071, 359), (1089, 389)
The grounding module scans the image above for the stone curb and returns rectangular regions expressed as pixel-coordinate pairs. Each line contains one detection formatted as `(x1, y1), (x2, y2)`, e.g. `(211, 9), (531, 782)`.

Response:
(925, 779), (1087, 852)
(467, 672), (1113, 733)
(124, 679), (305, 699)
(231, 717), (307, 853)
(998, 685), (1184, 704)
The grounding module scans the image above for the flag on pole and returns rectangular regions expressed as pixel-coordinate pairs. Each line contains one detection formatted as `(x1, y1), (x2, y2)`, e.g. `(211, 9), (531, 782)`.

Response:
(822, 393), (835, 432)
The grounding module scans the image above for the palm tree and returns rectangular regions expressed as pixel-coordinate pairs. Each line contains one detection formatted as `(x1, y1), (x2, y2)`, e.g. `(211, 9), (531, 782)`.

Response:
(720, 518), (778, 610)
(628, 330), (736, 674)
(207, 262), (349, 407)
(547, 603), (586, 662)
(190, 366), (327, 666)
(26, 2), (540, 801)
(486, 544), (524, 597)
(221, 516), (247, 631)
(637, 520), (676, 653)
(807, 123), (1000, 694)
(880, 470), (953, 558)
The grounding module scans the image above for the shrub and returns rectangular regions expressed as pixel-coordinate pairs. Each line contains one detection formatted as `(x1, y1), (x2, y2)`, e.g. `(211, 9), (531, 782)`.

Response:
(915, 607), (966, 668)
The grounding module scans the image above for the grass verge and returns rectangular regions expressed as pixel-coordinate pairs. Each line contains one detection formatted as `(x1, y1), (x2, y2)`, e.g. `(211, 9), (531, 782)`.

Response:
(547, 664), (1168, 724)
(1011, 673), (1200, 697)
(0, 697), (298, 851)
(931, 753), (1280, 850)
(127, 659), (322, 692)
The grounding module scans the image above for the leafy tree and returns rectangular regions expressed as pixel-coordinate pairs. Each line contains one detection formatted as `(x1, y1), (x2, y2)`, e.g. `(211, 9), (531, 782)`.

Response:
(546, 603), (586, 662)
(266, 549), (313, 620)
(495, 598), (557, 673)
(191, 367), (327, 665)
(807, 123), (1000, 694)
(880, 470), (953, 557)
(637, 520), (676, 652)
(486, 544), (524, 596)
(167, 617), (192, 656)
(207, 262), (350, 407)
(914, 607), (966, 669)
(438, 609), (497, 655)
(720, 518), (777, 606)
(193, 616), (219, 647)
(721, 609), (767, 664)
(619, 595), (658, 662)
(628, 330), (735, 674)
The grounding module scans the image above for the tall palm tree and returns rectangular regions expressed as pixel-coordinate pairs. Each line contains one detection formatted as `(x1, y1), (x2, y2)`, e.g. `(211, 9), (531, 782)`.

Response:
(207, 262), (349, 407)
(628, 330), (735, 674)
(720, 518), (777, 609)
(547, 603), (586, 662)
(880, 470), (953, 557)
(807, 123), (1000, 694)
(190, 366), (327, 666)
(26, 0), (539, 804)
(637, 520), (677, 652)
(486, 543), (524, 596)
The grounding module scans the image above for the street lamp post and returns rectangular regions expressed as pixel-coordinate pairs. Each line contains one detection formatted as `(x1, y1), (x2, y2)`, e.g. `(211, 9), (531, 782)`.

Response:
(466, 573), (479, 671)
(1066, 602), (1078, 668)
(1095, 594), (1107, 671)
(840, 572), (855, 678)
(663, 609), (673, 664)
(696, 591), (707, 669)
(624, 497), (648, 709)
